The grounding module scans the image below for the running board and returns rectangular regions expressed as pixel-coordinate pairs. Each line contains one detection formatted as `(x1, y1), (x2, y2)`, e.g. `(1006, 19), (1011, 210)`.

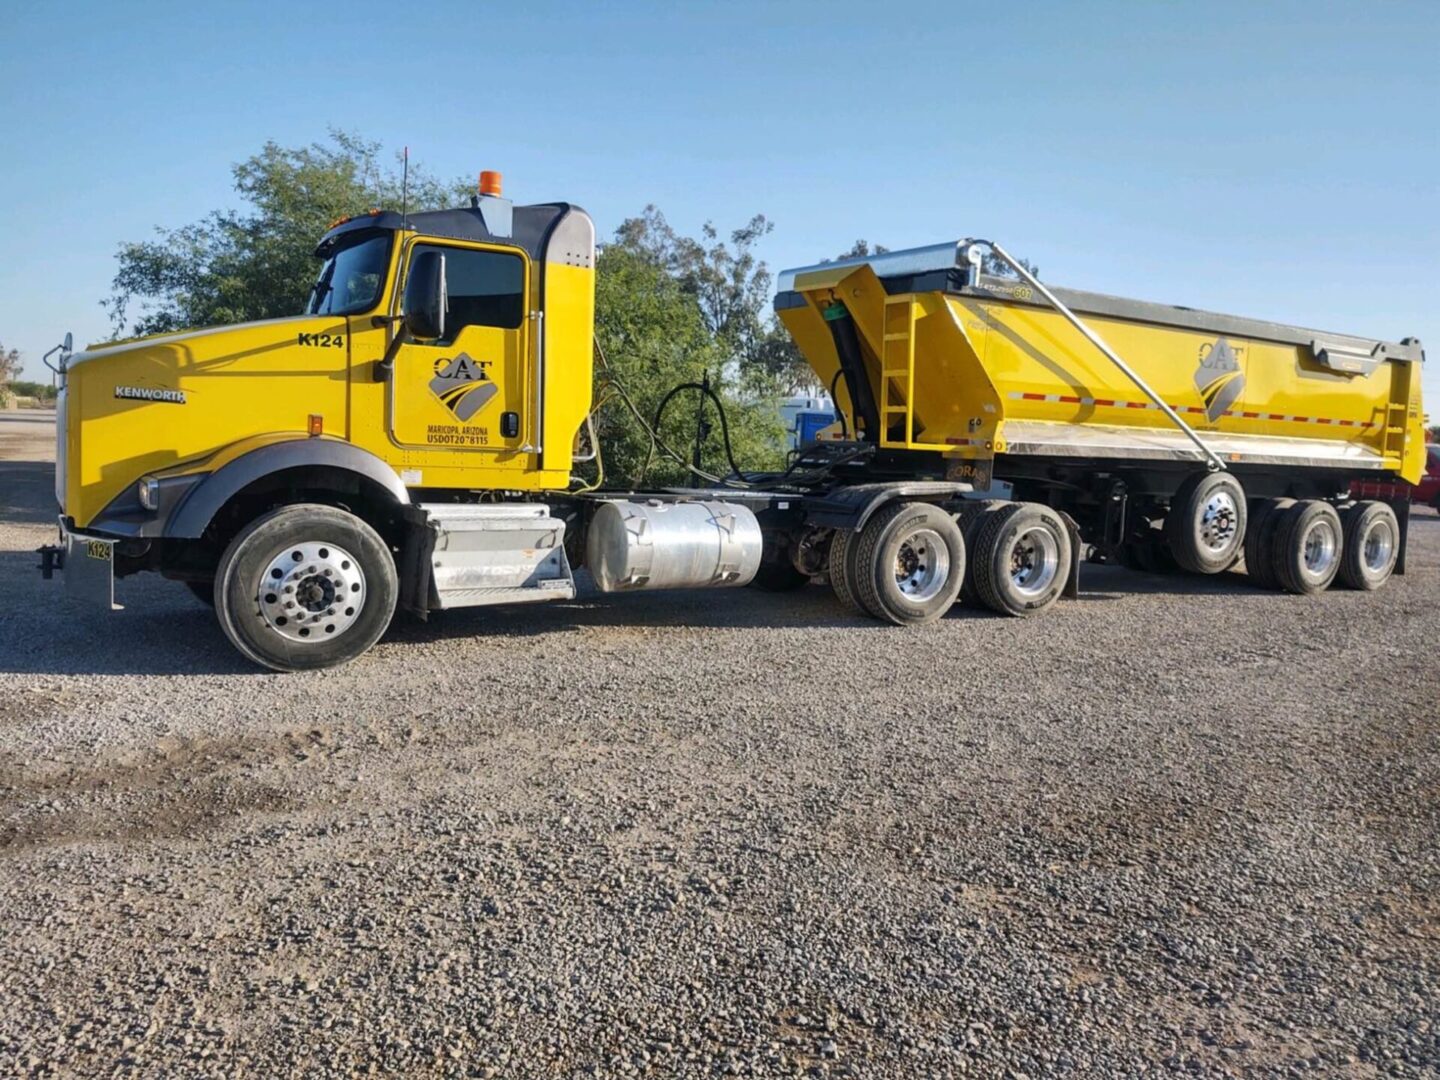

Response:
(414, 503), (575, 611)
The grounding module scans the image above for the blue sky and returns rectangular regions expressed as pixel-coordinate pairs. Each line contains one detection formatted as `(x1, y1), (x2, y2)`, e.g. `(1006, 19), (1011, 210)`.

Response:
(1, 1), (1436, 405)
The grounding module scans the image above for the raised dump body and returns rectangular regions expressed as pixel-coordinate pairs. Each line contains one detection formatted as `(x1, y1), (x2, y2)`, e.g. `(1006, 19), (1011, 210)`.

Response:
(774, 242), (1427, 489)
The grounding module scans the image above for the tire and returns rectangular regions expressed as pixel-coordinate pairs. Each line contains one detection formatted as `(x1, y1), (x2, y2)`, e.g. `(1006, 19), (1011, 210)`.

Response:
(1165, 471), (1247, 574)
(1243, 497), (1294, 590)
(956, 499), (1008, 605)
(185, 580), (216, 607)
(972, 502), (1072, 617)
(1271, 500), (1343, 595)
(852, 502), (965, 625)
(215, 503), (398, 672)
(827, 529), (868, 615)
(1337, 500), (1399, 591)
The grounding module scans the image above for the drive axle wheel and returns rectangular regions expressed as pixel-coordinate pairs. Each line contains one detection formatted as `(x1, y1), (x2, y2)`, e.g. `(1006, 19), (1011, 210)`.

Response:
(972, 502), (1071, 617)
(1166, 471), (1247, 574)
(216, 504), (397, 672)
(827, 528), (867, 615)
(1337, 500), (1399, 590)
(853, 502), (965, 625)
(1243, 497), (1294, 590)
(1271, 500), (1343, 595)
(955, 499), (1008, 605)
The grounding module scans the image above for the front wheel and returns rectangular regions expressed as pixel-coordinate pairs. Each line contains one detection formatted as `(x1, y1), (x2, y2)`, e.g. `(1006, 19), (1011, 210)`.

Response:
(215, 504), (398, 672)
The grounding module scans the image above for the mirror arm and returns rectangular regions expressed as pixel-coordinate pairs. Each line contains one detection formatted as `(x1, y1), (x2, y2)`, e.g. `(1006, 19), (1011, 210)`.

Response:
(372, 325), (412, 383)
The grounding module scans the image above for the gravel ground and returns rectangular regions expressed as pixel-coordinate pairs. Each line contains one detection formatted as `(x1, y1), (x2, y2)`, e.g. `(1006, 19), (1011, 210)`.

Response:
(1, 411), (1437, 1078)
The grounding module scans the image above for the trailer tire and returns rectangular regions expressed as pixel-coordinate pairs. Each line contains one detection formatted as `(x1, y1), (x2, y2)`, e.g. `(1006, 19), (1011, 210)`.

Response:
(972, 502), (1071, 617)
(1271, 500), (1343, 595)
(216, 503), (398, 672)
(1166, 472), (1247, 574)
(852, 502), (965, 625)
(1243, 497), (1294, 590)
(956, 499), (1008, 605)
(1337, 500), (1399, 591)
(827, 529), (869, 616)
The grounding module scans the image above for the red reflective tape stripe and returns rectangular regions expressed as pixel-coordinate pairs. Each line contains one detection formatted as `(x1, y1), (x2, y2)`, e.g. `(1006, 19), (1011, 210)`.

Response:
(1020, 392), (1047, 401)
(1126, 401), (1147, 409)
(1093, 399), (1116, 407)
(1241, 411), (1261, 419)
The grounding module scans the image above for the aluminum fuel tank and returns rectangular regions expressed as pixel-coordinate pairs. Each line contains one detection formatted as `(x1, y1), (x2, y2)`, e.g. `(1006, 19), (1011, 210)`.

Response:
(586, 499), (763, 592)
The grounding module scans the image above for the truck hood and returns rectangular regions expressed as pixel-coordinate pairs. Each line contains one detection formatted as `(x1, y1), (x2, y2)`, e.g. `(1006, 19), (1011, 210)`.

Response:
(67, 315), (326, 370)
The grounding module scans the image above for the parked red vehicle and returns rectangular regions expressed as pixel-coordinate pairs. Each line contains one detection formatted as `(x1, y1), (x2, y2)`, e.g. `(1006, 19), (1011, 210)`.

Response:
(1352, 444), (1440, 507)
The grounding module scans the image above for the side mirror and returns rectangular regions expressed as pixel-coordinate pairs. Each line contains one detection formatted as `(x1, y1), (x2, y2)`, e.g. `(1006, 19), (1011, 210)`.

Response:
(403, 251), (447, 340)
(62, 332), (73, 354)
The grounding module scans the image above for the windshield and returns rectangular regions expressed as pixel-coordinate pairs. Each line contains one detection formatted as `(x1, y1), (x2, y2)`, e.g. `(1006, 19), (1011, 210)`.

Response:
(307, 232), (392, 315)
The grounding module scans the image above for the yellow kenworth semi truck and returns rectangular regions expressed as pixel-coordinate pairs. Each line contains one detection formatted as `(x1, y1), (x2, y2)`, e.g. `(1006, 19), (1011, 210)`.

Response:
(38, 178), (1426, 670)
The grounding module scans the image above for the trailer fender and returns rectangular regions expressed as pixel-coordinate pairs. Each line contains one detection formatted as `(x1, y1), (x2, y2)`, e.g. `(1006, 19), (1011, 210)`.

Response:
(164, 439), (410, 539)
(803, 481), (971, 533)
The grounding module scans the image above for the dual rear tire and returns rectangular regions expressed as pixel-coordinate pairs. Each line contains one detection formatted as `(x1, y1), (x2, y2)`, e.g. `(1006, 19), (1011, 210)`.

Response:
(829, 503), (965, 624)
(829, 499), (1072, 622)
(1242, 497), (1397, 594)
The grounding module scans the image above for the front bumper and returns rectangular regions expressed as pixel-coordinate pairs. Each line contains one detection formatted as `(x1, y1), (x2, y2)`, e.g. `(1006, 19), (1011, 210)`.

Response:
(36, 517), (122, 611)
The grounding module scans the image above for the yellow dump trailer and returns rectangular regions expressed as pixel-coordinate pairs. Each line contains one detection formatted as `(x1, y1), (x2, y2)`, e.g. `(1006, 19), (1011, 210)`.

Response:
(775, 241), (1425, 484)
(776, 239), (1424, 604)
(35, 177), (1427, 670)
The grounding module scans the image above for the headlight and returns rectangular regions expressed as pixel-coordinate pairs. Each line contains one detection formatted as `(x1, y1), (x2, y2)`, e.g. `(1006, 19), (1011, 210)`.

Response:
(137, 476), (160, 511)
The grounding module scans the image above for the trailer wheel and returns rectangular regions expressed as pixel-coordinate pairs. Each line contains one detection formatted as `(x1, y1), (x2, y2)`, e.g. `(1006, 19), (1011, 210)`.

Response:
(827, 529), (869, 615)
(1166, 472), (1247, 574)
(955, 499), (1008, 605)
(972, 502), (1071, 617)
(1243, 497), (1294, 590)
(852, 502), (965, 625)
(1271, 500), (1343, 595)
(1337, 500), (1399, 590)
(215, 503), (398, 672)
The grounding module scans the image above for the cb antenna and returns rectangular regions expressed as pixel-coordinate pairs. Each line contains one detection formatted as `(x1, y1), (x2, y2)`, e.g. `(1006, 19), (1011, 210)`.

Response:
(400, 146), (409, 229)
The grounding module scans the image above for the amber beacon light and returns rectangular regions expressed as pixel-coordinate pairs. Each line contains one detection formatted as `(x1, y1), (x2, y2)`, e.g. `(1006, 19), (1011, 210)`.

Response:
(479, 170), (503, 197)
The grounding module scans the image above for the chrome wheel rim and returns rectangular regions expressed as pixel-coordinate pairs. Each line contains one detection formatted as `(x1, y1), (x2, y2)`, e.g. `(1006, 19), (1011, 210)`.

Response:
(256, 541), (366, 643)
(1198, 491), (1239, 553)
(893, 528), (950, 601)
(1010, 526), (1059, 597)
(1362, 519), (1395, 572)
(1301, 520), (1338, 576)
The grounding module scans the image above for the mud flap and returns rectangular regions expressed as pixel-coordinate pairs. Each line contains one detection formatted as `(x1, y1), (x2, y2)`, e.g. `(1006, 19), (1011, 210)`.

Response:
(1058, 509), (1083, 599)
(1392, 497), (1409, 576)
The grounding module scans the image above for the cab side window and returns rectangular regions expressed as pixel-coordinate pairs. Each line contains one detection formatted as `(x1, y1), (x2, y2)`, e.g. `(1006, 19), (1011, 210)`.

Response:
(410, 244), (525, 343)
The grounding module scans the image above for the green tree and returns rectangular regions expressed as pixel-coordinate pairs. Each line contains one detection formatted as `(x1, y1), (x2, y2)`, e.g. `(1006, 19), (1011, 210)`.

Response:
(105, 131), (470, 337)
(592, 239), (785, 487)
(0, 342), (21, 406)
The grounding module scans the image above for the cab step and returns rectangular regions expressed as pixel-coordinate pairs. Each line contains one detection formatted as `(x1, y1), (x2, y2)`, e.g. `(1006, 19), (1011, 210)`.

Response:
(411, 503), (574, 611)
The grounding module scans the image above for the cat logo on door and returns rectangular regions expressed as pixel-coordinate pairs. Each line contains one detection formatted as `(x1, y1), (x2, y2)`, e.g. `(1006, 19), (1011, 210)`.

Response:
(428, 353), (497, 422)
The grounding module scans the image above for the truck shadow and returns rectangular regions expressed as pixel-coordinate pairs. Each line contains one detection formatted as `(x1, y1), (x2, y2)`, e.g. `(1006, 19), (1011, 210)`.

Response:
(0, 461), (57, 528)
